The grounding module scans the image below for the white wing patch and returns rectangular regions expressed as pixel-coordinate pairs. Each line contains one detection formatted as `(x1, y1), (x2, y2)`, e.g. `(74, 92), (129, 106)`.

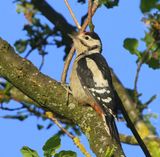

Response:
(102, 97), (112, 103)
(106, 90), (110, 94)
(86, 58), (109, 87)
(89, 88), (107, 94)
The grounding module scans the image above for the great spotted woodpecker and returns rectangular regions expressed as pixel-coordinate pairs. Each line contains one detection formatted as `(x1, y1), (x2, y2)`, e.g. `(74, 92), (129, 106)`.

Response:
(69, 31), (120, 141)
(69, 31), (151, 157)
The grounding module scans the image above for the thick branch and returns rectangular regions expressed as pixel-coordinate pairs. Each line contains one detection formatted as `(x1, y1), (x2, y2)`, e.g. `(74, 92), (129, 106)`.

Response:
(32, 0), (75, 35)
(0, 37), (124, 157)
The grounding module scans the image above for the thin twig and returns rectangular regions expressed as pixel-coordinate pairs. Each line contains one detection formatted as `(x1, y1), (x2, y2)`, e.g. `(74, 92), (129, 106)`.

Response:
(25, 48), (34, 58)
(45, 112), (91, 157)
(61, 47), (75, 83)
(88, 0), (92, 24)
(81, 1), (100, 31)
(0, 106), (24, 111)
(61, 1), (100, 83)
(134, 59), (143, 103)
(88, 0), (94, 31)
(145, 94), (157, 106)
(46, 112), (74, 139)
(134, 41), (155, 103)
(119, 134), (137, 145)
(64, 0), (81, 30)
(140, 95), (157, 110)
(39, 54), (45, 71)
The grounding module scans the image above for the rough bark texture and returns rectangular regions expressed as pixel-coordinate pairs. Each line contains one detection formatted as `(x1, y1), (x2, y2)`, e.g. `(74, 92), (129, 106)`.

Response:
(0, 37), (124, 157)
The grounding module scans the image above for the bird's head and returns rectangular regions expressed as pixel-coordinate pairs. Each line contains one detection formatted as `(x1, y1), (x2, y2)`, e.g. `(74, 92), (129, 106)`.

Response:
(69, 31), (102, 55)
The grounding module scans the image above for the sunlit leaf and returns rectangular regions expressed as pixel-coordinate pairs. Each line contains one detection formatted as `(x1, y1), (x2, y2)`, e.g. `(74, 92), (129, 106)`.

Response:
(21, 146), (39, 157)
(42, 134), (61, 157)
(123, 38), (141, 57)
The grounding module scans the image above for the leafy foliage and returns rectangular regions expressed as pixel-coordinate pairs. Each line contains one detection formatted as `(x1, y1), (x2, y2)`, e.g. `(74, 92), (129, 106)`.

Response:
(140, 0), (160, 13)
(21, 135), (76, 157)
(124, 12), (160, 69)
(15, 0), (73, 61)
(14, 19), (53, 57)
(142, 12), (160, 69)
(42, 134), (61, 157)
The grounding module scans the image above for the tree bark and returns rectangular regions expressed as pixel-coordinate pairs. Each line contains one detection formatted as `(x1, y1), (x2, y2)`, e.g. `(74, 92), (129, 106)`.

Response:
(0, 37), (124, 157)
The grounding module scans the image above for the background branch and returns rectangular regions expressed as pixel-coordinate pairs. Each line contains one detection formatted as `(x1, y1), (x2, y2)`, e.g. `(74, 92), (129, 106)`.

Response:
(64, 0), (81, 30)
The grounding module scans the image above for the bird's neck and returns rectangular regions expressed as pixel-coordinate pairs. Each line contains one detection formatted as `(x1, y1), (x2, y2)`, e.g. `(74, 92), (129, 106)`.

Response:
(75, 50), (100, 61)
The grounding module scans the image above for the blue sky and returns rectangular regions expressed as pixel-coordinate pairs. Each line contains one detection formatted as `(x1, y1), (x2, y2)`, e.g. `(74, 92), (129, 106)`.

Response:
(0, 1), (160, 157)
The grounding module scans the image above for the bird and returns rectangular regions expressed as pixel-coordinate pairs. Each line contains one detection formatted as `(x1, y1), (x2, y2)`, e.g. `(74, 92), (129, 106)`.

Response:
(69, 31), (151, 157)
(69, 31), (120, 142)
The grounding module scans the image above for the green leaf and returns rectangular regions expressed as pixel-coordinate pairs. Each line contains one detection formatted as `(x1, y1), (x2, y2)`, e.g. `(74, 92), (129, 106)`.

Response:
(147, 56), (160, 69)
(55, 151), (77, 157)
(42, 134), (61, 157)
(14, 40), (28, 53)
(143, 32), (153, 46)
(123, 38), (141, 57)
(20, 146), (39, 157)
(140, 0), (158, 13)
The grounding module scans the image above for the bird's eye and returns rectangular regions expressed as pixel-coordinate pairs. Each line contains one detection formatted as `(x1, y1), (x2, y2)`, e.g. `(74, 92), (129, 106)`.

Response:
(84, 36), (90, 40)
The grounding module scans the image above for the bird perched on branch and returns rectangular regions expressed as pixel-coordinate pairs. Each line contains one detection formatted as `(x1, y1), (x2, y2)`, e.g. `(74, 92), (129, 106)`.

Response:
(69, 31), (120, 141)
(69, 31), (151, 157)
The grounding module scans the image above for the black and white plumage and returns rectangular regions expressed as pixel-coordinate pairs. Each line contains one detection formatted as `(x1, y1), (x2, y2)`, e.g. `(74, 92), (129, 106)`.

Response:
(76, 53), (117, 117)
(69, 31), (151, 157)
(69, 31), (120, 141)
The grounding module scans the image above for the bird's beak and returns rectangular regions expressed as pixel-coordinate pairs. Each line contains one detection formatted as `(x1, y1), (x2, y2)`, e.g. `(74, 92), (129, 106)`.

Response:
(68, 32), (79, 40)
(68, 34), (75, 39)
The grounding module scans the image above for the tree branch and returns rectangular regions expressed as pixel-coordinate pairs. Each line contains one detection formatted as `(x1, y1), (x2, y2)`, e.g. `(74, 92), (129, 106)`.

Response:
(31, 0), (75, 34)
(119, 134), (138, 145)
(119, 134), (160, 146)
(64, 0), (81, 30)
(0, 37), (124, 157)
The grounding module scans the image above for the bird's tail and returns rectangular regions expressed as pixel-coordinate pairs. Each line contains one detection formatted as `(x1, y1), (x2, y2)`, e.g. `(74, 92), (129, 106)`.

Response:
(105, 115), (121, 144)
